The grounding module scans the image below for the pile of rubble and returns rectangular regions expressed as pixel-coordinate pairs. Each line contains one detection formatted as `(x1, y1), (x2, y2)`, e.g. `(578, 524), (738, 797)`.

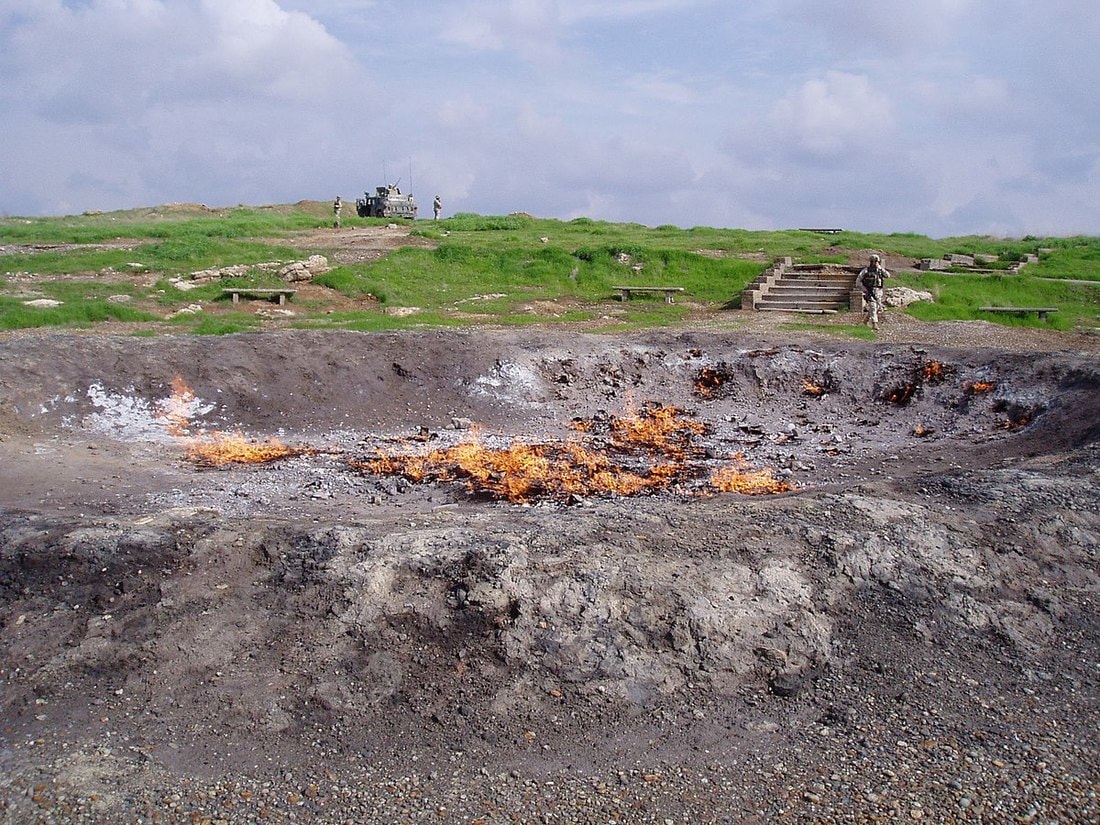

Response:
(173, 254), (331, 290)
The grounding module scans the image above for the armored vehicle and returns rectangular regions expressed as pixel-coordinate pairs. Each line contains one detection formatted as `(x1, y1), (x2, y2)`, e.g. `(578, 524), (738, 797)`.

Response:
(355, 183), (418, 219)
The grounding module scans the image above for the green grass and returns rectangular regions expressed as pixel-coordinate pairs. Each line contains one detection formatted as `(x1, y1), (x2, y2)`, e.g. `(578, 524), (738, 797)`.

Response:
(896, 272), (1096, 331)
(0, 295), (157, 329)
(0, 204), (336, 245)
(169, 313), (262, 335)
(3, 202), (1099, 333)
(1, 239), (305, 278)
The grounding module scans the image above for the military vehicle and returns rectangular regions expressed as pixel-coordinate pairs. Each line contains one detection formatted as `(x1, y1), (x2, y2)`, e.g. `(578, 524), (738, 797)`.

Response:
(355, 182), (417, 219)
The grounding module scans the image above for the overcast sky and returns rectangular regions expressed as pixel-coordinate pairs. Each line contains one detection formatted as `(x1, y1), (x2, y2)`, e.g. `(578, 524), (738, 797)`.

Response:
(3, 0), (1098, 237)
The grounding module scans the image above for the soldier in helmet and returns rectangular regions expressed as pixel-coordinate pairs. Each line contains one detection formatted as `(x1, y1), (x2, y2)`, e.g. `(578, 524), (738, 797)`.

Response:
(433, 195), (442, 220)
(332, 196), (342, 229)
(858, 253), (890, 331)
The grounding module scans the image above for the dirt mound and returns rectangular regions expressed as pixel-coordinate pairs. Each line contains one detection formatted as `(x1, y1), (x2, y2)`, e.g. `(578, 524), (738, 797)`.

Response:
(1, 329), (1098, 822)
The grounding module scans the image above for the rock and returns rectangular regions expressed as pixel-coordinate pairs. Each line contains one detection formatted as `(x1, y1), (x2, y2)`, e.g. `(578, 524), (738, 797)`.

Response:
(106, 294), (133, 303)
(22, 299), (63, 308)
(167, 304), (203, 317)
(280, 255), (331, 282)
(884, 287), (933, 308)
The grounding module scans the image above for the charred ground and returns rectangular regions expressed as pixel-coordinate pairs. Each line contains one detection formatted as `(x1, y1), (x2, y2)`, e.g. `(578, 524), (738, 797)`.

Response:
(0, 326), (1098, 823)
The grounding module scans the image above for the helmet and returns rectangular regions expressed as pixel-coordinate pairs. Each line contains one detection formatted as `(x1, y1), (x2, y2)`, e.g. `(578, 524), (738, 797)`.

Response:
(869, 254), (881, 263)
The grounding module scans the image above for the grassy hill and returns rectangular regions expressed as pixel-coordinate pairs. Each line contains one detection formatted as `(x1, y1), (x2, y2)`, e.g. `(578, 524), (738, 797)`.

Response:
(1, 202), (1098, 335)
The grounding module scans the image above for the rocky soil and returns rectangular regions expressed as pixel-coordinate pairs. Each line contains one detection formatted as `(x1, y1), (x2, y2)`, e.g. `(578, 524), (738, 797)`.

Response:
(0, 320), (1098, 823)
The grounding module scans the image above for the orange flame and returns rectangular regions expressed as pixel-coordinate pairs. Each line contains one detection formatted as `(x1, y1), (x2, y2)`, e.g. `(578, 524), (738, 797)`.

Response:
(885, 383), (918, 405)
(709, 455), (794, 495)
(157, 376), (318, 467)
(356, 404), (792, 504)
(608, 403), (706, 458)
(921, 360), (947, 383)
(186, 431), (315, 468)
(964, 380), (996, 394)
(694, 366), (729, 399)
(802, 379), (826, 397)
(355, 434), (676, 503)
(157, 375), (197, 436)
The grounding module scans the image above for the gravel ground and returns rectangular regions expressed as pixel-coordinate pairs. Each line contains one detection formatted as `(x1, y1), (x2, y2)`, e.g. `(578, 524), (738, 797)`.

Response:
(1, 322), (1098, 825)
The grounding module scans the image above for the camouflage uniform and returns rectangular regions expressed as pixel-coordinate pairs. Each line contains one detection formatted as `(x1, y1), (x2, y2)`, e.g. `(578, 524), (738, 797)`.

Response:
(333, 196), (342, 229)
(433, 196), (442, 220)
(859, 254), (889, 330)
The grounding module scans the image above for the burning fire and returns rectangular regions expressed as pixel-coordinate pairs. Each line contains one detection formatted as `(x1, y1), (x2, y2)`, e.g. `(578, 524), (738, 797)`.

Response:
(159, 375), (317, 467)
(606, 403), (706, 458)
(158, 377), (793, 500)
(709, 455), (793, 495)
(156, 375), (198, 436)
(187, 431), (315, 468)
(964, 380), (996, 394)
(802, 379), (826, 397)
(921, 360), (948, 383)
(885, 382), (918, 405)
(356, 436), (680, 503)
(356, 403), (793, 504)
(694, 366), (733, 399)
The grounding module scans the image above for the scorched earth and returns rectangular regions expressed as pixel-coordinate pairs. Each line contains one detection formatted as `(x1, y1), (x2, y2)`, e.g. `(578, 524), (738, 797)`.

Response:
(0, 323), (1098, 823)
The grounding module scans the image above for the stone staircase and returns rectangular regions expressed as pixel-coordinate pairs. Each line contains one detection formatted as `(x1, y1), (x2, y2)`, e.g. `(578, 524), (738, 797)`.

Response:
(741, 258), (862, 314)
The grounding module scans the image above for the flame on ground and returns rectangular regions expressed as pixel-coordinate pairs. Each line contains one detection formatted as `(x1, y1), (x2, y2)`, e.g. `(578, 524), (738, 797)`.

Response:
(709, 455), (793, 495)
(187, 431), (315, 468)
(356, 404), (792, 504)
(356, 437), (681, 503)
(156, 375), (198, 436)
(694, 366), (730, 399)
(885, 383), (918, 405)
(606, 403), (706, 458)
(921, 360), (948, 383)
(964, 380), (996, 394)
(802, 379), (826, 397)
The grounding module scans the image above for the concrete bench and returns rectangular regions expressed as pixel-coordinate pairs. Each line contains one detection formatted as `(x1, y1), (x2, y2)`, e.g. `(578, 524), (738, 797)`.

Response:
(979, 306), (1058, 321)
(221, 287), (297, 306)
(613, 286), (685, 304)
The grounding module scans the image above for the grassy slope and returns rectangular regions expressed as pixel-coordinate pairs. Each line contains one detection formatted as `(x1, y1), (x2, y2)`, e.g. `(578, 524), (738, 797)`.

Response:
(1, 204), (1097, 333)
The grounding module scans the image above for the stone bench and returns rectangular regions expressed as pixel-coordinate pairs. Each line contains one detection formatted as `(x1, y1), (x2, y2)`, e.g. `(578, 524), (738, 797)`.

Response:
(613, 286), (685, 304)
(221, 287), (297, 306)
(979, 306), (1058, 321)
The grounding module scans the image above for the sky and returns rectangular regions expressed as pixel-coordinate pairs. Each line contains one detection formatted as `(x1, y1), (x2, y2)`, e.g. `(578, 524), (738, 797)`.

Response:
(2, 0), (1099, 237)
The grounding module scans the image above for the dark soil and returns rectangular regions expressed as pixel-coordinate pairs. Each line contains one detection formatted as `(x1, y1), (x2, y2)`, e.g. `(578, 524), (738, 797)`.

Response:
(0, 322), (1098, 823)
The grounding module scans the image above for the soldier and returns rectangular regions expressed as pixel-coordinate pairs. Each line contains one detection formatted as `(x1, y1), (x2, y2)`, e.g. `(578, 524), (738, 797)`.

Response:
(332, 196), (342, 229)
(433, 195), (442, 220)
(858, 253), (890, 331)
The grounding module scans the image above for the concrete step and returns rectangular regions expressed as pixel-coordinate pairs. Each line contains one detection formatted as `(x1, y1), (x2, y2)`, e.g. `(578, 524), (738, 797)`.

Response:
(755, 299), (848, 311)
(765, 286), (849, 294)
(783, 274), (855, 283)
(755, 306), (842, 314)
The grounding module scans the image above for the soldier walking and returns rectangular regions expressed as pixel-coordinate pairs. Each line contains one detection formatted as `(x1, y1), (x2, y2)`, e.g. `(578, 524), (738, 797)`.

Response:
(433, 195), (442, 220)
(859, 254), (890, 331)
(332, 196), (342, 229)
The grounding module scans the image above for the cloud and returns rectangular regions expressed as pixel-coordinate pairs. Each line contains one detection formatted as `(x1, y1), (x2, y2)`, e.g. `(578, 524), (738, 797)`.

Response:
(1, 1), (1098, 235)
(557, 0), (712, 24)
(778, 0), (973, 56)
(1, 0), (369, 213)
(767, 71), (894, 159)
(439, 0), (565, 65)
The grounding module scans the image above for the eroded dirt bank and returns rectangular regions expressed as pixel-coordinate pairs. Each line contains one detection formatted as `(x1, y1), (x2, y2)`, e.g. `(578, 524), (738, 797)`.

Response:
(1, 329), (1098, 823)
